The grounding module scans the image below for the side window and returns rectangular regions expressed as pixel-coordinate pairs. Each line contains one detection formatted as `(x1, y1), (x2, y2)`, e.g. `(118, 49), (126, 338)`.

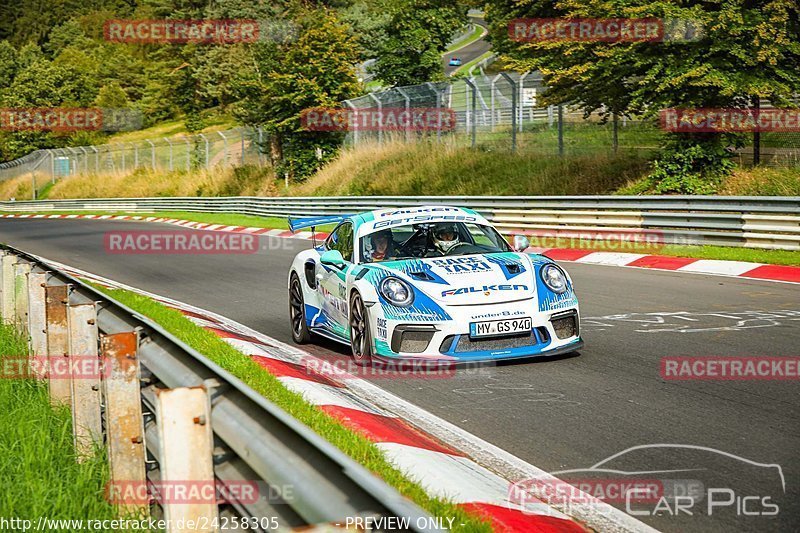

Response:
(326, 222), (354, 262)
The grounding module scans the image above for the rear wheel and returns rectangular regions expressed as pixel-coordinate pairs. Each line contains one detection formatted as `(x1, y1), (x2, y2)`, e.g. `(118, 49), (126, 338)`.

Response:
(289, 272), (311, 344)
(349, 292), (373, 366)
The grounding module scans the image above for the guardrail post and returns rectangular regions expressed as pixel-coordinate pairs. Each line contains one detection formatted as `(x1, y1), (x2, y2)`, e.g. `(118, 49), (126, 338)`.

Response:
(1, 253), (17, 324)
(101, 331), (147, 517)
(28, 271), (48, 378)
(68, 303), (102, 461)
(45, 284), (71, 405)
(13, 262), (31, 334)
(155, 386), (218, 530)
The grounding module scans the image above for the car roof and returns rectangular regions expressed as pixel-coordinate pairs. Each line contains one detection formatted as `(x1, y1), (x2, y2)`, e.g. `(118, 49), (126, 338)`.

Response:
(351, 205), (489, 237)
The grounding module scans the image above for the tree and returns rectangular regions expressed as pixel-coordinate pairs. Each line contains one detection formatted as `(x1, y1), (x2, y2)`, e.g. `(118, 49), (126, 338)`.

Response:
(233, 8), (362, 180)
(486, 0), (800, 192)
(0, 41), (17, 89)
(371, 0), (468, 86)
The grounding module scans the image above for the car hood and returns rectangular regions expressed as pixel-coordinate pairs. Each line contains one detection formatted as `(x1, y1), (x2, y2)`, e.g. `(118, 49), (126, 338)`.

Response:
(378, 253), (535, 305)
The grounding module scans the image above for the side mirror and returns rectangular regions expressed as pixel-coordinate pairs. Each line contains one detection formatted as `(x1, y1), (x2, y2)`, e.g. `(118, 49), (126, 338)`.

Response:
(513, 235), (530, 252)
(320, 249), (346, 268)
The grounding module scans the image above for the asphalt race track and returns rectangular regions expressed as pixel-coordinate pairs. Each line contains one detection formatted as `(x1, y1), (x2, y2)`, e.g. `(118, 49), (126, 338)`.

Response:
(444, 17), (490, 76)
(3, 218), (798, 533)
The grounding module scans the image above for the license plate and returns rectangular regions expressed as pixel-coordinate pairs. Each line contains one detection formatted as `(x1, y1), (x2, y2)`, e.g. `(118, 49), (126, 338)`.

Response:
(469, 317), (532, 338)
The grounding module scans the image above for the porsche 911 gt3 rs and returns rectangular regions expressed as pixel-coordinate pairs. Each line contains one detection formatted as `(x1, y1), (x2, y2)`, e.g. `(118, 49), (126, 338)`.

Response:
(287, 206), (583, 365)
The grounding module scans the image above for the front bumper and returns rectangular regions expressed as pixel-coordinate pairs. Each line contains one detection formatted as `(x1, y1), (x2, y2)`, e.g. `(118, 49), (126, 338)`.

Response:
(372, 299), (582, 364)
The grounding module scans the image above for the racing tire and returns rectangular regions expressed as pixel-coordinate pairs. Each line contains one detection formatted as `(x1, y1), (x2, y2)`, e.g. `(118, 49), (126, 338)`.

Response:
(349, 292), (373, 366)
(289, 272), (312, 344)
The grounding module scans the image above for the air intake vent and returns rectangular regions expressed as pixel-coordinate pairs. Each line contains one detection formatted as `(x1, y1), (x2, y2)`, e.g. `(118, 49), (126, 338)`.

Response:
(409, 271), (434, 281)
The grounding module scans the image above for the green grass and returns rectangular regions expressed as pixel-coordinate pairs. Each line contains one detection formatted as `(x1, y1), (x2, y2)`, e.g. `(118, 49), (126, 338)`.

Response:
(93, 286), (492, 532)
(540, 240), (800, 266)
(106, 114), (237, 144)
(0, 325), (122, 531)
(455, 50), (493, 76)
(446, 24), (485, 54)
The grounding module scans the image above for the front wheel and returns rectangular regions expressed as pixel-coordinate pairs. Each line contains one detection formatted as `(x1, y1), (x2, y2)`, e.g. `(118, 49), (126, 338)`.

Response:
(349, 292), (373, 366)
(289, 272), (311, 344)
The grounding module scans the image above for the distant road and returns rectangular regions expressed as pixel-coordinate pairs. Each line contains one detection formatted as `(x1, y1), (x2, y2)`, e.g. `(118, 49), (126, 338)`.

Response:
(444, 16), (490, 76)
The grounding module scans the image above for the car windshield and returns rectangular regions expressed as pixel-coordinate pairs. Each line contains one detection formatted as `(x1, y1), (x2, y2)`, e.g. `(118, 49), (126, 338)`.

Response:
(359, 221), (511, 263)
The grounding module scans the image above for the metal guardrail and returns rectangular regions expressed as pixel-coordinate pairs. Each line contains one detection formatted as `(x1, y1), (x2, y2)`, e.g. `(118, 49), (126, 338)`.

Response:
(3, 244), (435, 531)
(1, 196), (799, 250)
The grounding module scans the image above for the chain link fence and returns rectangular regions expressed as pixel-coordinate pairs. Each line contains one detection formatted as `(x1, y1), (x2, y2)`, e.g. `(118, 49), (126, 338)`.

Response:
(0, 127), (268, 199)
(342, 72), (800, 166)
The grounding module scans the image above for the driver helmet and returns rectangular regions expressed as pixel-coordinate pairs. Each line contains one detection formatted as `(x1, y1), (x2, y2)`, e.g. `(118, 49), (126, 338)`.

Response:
(432, 223), (460, 253)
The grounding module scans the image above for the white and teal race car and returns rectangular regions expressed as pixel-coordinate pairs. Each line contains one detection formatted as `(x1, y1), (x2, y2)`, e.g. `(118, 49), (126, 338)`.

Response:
(287, 206), (583, 365)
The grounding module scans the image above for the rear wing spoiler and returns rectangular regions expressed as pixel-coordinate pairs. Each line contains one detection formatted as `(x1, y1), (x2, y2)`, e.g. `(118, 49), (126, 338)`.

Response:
(288, 214), (354, 233)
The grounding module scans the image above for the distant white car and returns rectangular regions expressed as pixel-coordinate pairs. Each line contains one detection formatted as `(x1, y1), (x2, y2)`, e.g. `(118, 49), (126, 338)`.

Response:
(287, 206), (582, 365)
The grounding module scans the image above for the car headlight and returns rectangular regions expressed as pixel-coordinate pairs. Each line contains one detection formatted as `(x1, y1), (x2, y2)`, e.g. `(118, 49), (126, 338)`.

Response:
(540, 264), (568, 294)
(380, 277), (414, 307)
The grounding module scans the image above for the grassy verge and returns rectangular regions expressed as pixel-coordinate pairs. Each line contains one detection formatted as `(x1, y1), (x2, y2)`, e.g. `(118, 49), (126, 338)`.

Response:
(0, 325), (121, 529)
(455, 50), (493, 76)
(538, 241), (800, 266)
(446, 24), (485, 54)
(291, 140), (651, 196)
(93, 286), (491, 532)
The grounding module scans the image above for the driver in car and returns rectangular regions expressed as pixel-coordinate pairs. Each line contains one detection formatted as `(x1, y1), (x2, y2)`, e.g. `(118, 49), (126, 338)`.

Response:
(431, 223), (461, 255)
(369, 229), (395, 261)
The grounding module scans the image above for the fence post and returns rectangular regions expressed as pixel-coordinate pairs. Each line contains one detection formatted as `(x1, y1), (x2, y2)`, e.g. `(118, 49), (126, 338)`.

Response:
(68, 303), (102, 461)
(753, 97), (761, 165)
(490, 74), (501, 131)
(257, 128), (264, 164)
(344, 101), (359, 146)
(199, 134), (209, 169)
(45, 284), (71, 405)
(155, 386), (218, 530)
(164, 138), (173, 171)
(146, 140), (156, 170)
(27, 270), (48, 377)
(518, 71), (530, 132)
(368, 93), (383, 145)
(184, 137), (191, 172)
(101, 331), (148, 517)
(240, 130), (246, 166)
(558, 105), (564, 156)
(464, 77), (478, 149)
(13, 262), (31, 334)
(396, 88), (411, 142)
(2, 253), (16, 324)
(612, 113), (619, 153)
(499, 73), (517, 152)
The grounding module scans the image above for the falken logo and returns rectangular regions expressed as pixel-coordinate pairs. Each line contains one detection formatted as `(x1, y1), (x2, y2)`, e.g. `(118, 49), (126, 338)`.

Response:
(441, 284), (528, 297)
